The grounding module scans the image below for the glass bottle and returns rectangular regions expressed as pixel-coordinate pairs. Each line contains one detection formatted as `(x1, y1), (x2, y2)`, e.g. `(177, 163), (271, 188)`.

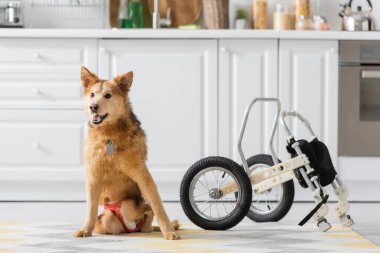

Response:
(118, 0), (131, 28)
(311, 0), (321, 17)
(128, 0), (143, 28)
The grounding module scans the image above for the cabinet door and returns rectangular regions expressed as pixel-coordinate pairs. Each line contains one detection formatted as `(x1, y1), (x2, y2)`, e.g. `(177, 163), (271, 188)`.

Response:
(219, 39), (278, 162)
(279, 40), (338, 165)
(0, 109), (87, 201)
(98, 39), (218, 200)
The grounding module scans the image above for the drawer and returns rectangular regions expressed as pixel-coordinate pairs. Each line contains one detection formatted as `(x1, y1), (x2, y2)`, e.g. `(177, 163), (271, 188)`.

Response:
(0, 38), (96, 102)
(0, 81), (81, 100)
(0, 109), (86, 166)
(0, 38), (97, 79)
(0, 39), (82, 63)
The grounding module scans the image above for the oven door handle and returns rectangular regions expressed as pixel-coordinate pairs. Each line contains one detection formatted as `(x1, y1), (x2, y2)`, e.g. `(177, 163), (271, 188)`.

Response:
(362, 70), (380, 79)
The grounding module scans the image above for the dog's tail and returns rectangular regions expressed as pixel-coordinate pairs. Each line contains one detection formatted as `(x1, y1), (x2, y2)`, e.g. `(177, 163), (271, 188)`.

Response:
(153, 220), (180, 232)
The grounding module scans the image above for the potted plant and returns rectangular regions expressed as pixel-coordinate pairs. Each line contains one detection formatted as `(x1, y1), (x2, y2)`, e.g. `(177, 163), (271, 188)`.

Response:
(235, 8), (248, 29)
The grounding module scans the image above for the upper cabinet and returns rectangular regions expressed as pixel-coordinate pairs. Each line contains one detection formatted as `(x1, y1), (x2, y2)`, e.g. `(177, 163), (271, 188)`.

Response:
(278, 40), (339, 164)
(98, 39), (218, 199)
(218, 39), (278, 161)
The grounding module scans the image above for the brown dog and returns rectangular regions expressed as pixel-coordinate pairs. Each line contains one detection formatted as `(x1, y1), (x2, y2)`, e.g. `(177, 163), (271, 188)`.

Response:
(73, 67), (180, 240)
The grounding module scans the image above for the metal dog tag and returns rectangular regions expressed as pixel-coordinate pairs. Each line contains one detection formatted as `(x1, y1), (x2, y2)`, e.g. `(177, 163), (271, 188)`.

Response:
(106, 139), (113, 156)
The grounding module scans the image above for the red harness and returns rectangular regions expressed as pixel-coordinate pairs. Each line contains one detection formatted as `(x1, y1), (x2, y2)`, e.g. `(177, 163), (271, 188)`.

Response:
(102, 202), (143, 233)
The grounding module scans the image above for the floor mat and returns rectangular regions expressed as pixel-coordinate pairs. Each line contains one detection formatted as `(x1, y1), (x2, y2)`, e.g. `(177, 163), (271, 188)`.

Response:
(0, 221), (379, 253)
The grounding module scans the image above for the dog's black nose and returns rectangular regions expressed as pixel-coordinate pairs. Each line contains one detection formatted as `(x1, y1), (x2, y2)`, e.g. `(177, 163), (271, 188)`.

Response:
(90, 104), (99, 113)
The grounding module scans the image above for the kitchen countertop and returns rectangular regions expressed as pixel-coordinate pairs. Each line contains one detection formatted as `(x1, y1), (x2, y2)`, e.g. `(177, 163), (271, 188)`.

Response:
(0, 28), (379, 40)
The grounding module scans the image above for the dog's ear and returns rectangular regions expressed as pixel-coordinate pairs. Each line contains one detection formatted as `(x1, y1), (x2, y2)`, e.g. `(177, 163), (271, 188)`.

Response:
(81, 66), (98, 89)
(114, 71), (133, 93)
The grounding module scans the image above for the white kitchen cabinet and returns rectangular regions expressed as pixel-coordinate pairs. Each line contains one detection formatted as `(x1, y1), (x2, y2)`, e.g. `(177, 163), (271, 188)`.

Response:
(0, 37), (341, 202)
(279, 40), (339, 166)
(98, 39), (218, 200)
(218, 39), (279, 162)
(0, 38), (97, 200)
(0, 109), (87, 201)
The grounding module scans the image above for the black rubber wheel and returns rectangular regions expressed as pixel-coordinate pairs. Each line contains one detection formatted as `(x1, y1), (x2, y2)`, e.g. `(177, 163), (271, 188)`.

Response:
(245, 154), (295, 222)
(180, 156), (252, 230)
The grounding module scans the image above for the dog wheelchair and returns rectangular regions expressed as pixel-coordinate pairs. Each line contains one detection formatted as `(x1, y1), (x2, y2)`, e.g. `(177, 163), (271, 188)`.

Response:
(180, 98), (354, 231)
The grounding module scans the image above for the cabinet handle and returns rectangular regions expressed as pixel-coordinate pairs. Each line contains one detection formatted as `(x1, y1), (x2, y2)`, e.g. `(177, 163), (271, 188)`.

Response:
(33, 88), (41, 95)
(362, 70), (380, 79)
(99, 47), (106, 53)
(33, 142), (40, 149)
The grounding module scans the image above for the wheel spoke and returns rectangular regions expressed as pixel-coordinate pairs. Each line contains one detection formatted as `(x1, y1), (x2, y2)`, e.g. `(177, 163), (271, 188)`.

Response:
(197, 179), (209, 191)
(214, 200), (221, 218)
(203, 174), (211, 191)
(194, 192), (209, 198)
(201, 204), (211, 214)
(219, 174), (231, 187)
(197, 199), (212, 205)
(222, 202), (228, 215)
(251, 185), (283, 214)
(212, 170), (218, 188)
(217, 170), (221, 188)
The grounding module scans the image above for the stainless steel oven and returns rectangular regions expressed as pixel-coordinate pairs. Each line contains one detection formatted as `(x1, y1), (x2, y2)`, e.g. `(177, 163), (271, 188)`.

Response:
(339, 41), (380, 156)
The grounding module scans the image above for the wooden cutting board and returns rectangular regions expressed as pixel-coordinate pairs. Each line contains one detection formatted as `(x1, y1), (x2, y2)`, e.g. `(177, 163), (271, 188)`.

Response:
(109, 0), (120, 28)
(147, 0), (202, 27)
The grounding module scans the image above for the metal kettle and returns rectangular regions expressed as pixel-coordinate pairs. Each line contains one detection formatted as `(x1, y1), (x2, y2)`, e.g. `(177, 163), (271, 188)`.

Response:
(339, 0), (375, 31)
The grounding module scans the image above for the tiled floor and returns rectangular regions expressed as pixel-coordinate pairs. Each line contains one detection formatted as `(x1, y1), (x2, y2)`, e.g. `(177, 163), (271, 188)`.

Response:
(0, 202), (379, 246)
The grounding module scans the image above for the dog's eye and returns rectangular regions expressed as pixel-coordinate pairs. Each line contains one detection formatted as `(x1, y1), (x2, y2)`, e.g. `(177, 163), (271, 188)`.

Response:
(104, 94), (112, 99)
(90, 93), (94, 98)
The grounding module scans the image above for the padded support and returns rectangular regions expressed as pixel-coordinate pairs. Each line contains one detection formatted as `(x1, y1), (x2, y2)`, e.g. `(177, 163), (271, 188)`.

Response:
(287, 139), (337, 188)
(309, 140), (337, 186)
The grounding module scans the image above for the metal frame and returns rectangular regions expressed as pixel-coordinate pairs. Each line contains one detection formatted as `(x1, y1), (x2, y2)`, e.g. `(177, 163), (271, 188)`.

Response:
(235, 97), (353, 231)
(280, 111), (317, 139)
(237, 99), (317, 171)
(237, 98), (281, 174)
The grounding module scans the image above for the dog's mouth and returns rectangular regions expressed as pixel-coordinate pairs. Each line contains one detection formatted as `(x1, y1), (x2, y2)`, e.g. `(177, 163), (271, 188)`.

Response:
(91, 113), (108, 125)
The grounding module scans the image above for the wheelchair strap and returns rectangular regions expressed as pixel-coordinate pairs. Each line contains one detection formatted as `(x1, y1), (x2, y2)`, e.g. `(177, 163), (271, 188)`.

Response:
(298, 193), (329, 226)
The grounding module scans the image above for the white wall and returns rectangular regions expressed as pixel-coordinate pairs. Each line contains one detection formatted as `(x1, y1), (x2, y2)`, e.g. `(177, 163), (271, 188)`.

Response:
(230, 0), (379, 30)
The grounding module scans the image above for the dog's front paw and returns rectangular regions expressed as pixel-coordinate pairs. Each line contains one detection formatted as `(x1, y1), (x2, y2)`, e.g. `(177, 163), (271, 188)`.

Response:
(164, 231), (180, 240)
(73, 229), (92, 237)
